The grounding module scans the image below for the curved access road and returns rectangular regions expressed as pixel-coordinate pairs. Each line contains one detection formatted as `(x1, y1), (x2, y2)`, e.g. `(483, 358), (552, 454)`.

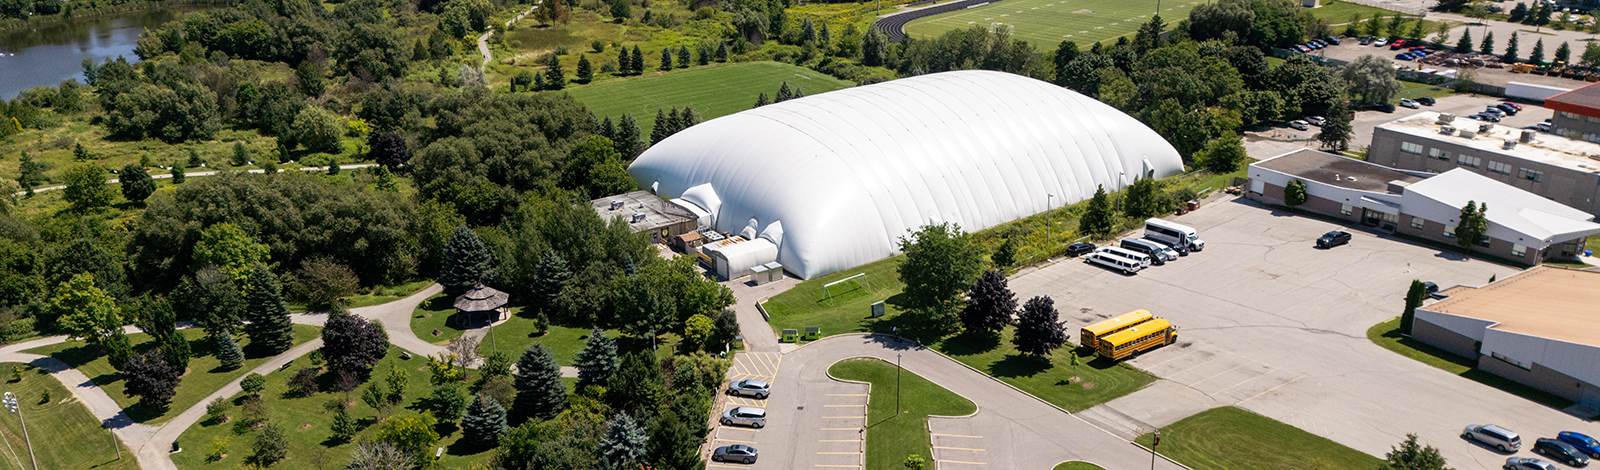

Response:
(872, 0), (1005, 42)
(745, 333), (1187, 470)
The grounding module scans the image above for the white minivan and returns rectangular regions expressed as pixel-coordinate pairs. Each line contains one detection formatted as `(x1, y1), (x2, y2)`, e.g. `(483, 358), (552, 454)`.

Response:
(1086, 252), (1143, 274)
(1145, 218), (1206, 252)
(1096, 246), (1152, 267)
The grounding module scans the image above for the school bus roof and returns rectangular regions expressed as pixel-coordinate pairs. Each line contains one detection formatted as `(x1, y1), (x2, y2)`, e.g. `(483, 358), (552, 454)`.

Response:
(1099, 318), (1173, 345)
(1081, 310), (1154, 336)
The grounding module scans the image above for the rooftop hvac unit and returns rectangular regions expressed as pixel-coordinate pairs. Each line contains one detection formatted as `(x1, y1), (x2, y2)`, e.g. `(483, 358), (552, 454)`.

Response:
(1440, 125), (1456, 135)
(1459, 129), (1477, 139)
(1521, 130), (1535, 143)
(1478, 123), (1493, 133)
(609, 200), (625, 210)
(1503, 140), (1518, 150)
(1438, 113), (1456, 123)
(630, 212), (647, 223)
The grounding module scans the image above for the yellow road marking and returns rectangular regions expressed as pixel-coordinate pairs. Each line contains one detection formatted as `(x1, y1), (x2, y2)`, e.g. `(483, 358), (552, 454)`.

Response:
(1208, 366), (1282, 397)
(932, 434), (983, 439)
(937, 460), (988, 465)
(1188, 359), (1257, 387)
(933, 446), (986, 452)
(1240, 374), (1306, 404)
(714, 438), (758, 444)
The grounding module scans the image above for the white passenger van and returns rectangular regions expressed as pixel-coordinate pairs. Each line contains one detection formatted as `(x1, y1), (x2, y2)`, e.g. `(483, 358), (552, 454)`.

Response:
(1144, 218), (1206, 252)
(1095, 246), (1152, 267)
(1085, 252), (1143, 274)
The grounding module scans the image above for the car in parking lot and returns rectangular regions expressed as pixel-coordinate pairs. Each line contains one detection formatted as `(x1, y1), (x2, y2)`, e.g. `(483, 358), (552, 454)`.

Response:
(1471, 113), (1501, 122)
(1560, 432), (1600, 459)
(1289, 120), (1310, 130)
(713, 444), (759, 464)
(1316, 231), (1352, 248)
(1422, 281), (1439, 296)
(1360, 36), (1373, 45)
(1306, 116), (1326, 126)
(1397, 52), (1416, 60)
(1529, 122), (1551, 132)
(727, 379), (771, 399)
(1324, 36), (1341, 44)
(1485, 107), (1506, 117)
(1495, 103), (1519, 115)
(1390, 39), (1408, 49)
(1374, 38), (1388, 47)
(1145, 237), (1188, 256)
(1374, 103), (1396, 113)
(1504, 457), (1560, 470)
(721, 406), (768, 428)
(1417, 96), (1436, 106)
(1466, 424), (1523, 452)
(1294, 44), (1310, 53)
(1400, 98), (1420, 108)
(1065, 242), (1097, 257)
(1502, 101), (1524, 111)
(1534, 438), (1590, 467)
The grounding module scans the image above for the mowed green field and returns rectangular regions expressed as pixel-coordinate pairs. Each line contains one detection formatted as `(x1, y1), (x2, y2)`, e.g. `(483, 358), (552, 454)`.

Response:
(565, 61), (855, 134)
(902, 0), (1195, 47)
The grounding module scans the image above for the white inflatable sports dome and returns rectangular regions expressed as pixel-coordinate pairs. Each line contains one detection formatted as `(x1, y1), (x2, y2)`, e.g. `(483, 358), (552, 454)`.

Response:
(628, 70), (1183, 279)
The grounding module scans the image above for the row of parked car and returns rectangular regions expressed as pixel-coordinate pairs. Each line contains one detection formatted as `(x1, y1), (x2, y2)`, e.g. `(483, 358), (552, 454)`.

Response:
(713, 380), (774, 464)
(1076, 218), (1207, 274)
(1396, 46), (1436, 61)
(1291, 36), (1342, 53)
(1463, 424), (1600, 469)
(1468, 102), (1525, 123)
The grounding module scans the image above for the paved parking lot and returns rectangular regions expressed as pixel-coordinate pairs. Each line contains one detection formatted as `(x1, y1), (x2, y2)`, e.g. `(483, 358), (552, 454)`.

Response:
(711, 350), (867, 470)
(1007, 195), (1599, 469)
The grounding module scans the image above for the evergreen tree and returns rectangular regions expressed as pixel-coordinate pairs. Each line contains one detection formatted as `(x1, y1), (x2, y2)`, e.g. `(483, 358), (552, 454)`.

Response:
(599, 412), (648, 470)
(660, 48), (673, 71)
(530, 249), (571, 315)
(160, 333), (191, 371)
(600, 116), (617, 142)
(1456, 29), (1473, 53)
(1536, 2), (1553, 25)
(534, 72), (545, 90)
(631, 45), (644, 73)
(546, 57), (566, 90)
(651, 109), (670, 144)
(186, 148), (205, 168)
(716, 41), (729, 61)
(677, 45), (690, 68)
(1013, 296), (1067, 357)
(820, 21), (833, 47)
(170, 165), (185, 184)
(1503, 33), (1519, 63)
(243, 264), (294, 355)
(439, 226), (495, 295)
(616, 113), (642, 157)
(992, 237), (1017, 268)
(462, 394), (508, 446)
(1481, 31), (1495, 55)
(1510, 2), (1529, 22)
(776, 82), (793, 102)
(250, 423), (289, 467)
(1556, 41), (1572, 64)
(1381, 433), (1451, 470)
(802, 18), (817, 43)
(960, 270), (1016, 334)
(1454, 201), (1489, 249)
(618, 47), (632, 74)
(607, 351), (664, 412)
(573, 328), (620, 388)
(215, 330), (245, 370)
(648, 411), (700, 469)
(1319, 103), (1354, 151)
(1530, 38), (1546, 64)
(17, 152), (44, 195)
(119, 163), (155, 203)
(512, 344), (567, 422)
(1078, 185), (1115, 237)
(1402, 279), (1426, 335)
(576, 55), (593, 83)
(754, 93), (769, 108)
(331, 405), (358, 442)
(697, 42), (712, 65)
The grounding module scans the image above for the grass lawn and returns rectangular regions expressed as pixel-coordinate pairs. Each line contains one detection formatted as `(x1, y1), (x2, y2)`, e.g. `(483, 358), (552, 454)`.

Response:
(762, 254), (906, 342)
(171, 346), (496, 470)
(0, 363), (139, 470)
(829, 358), (975, 470)
(936, 328), (1154, 412)
(1054, 462), (1107, 470)
(474, 313), (682, 366)
(1134, 407), (1383, 470)
(24, 325), (323, 424)
(290, 280), (433, 314)
(564, 61), (855, 133)
(902, 0), (1172, 48)
(1308, 1), (1406, 23)
(1393, 80), (1457, 103)
(1366, 317), (1574, 409)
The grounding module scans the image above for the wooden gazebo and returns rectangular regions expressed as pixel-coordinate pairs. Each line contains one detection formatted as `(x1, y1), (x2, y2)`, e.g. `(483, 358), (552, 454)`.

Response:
(453, 284), (509, 327)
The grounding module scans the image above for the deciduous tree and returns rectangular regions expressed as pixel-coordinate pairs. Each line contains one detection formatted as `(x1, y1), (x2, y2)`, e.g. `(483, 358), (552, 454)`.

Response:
(119, 163), (154, 203)
(62, 164), (113, 210)
(427, 385), (468, 422)
(960, 270), (1015, 335)
(1013, 296), (1067, 357)
(250, 423), (289, 467)
(321, 313), (388, 373)
(896, 222), (986, 335)
(50, 273), (121, 344)
(1197, 132), (1249, 173)
(124, 349), (181, 408)
(1286, 179), (1309, 207)
(374, 414), (439, 468)
(1342, 55), (1404, 105)
(606, 350), (663, 413)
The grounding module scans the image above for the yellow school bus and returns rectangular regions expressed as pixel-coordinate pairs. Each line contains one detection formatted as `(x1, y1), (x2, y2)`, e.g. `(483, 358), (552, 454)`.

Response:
(1095, 318), (1177, 361)
(1080, 310), (1154, 347)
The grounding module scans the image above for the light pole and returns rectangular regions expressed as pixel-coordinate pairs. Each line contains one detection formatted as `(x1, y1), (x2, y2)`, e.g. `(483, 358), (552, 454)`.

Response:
(1149, 430), (1161, 470)
(5, 392), (37, 470)
(896, 353), (902, 417)
(1047, 193), (1055, 243)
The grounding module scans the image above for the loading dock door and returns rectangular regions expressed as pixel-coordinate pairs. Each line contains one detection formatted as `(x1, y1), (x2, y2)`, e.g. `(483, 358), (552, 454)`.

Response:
(1251, 179), (1265, 194)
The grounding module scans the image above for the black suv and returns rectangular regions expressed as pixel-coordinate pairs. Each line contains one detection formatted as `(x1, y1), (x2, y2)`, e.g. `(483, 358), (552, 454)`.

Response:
(1065, 242), (1097, 257)
(1536, 438), (1591, 467)
(1316, 231), (1352, 248)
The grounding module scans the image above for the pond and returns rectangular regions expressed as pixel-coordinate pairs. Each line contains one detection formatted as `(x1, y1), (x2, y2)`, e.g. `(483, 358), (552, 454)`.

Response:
(0, 7), (207, 100)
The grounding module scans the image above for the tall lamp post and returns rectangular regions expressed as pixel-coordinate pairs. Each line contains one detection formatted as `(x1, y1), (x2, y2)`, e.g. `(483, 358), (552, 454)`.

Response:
(896, 353), (902, 416)
(5, 392), (37, 470)
(1149, 430), (1161, 470)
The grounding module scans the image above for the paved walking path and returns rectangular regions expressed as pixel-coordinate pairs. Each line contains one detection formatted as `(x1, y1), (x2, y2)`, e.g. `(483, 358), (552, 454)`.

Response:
(14, 164), (378, 196)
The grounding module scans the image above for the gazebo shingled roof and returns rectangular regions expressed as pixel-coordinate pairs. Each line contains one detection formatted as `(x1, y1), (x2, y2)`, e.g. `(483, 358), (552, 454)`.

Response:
(454, 285), (509, 312)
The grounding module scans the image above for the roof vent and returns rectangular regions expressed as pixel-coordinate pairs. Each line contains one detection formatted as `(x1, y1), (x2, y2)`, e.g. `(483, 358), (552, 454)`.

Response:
(630, 212), (647, 223)
(1438, 113), (1456, 123)
(1521, 129), (1535, 143)
(1459, 129), (1477, 139)
(610, 200), (625, 210)
(1503, 140), (1518, 150)
(1478, 123), (1493, 133)
(1440, 125), (1455, 135)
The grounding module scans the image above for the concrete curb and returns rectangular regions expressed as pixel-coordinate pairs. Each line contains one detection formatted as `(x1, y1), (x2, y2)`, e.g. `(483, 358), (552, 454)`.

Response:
(823, 361), (871, 470)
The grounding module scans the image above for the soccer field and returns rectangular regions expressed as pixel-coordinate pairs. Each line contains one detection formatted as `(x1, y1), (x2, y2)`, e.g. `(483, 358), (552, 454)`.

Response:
(901, 0), (1198, 48)
(565, 61), (855, 134)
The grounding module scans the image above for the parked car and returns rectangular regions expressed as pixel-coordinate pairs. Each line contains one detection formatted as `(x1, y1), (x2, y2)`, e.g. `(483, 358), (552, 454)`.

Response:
(1484, 108), (1506, 117)
(1417, 96), (1436, 106)
(1504, 457), (1560, 470)
(1145, 237), (1189, 256)
(1502, 101), (1524, 111)
(713, 445), (759, 464)
(1466, 424), (1524, 452)
(1391, 39), (1408, 49)
(1289, 120), (1310, 130)
(1496, 103), (1519, 115)
(1400, 98), (1421, 109)
(1375, 103), (1396, 113)
(1295, 45), (1311, 53)
(727, 379), (771, 399)
(1422, 281), (1439, 296)
(1065, 242), (1097, 257)
(1306, 116), (1326, 126)
(1397, 52), (1416, 60)
(1560, 432), (1600, 459)
(721, 407), (768, 428)
(1360, 36), (1373, 45)
(1316, 231), (1352, 248)
(1535, 438), (1590, 467)
(1374, 38), (1389, 47)
(1530, 122), (1552, 132)
(1324, 36), (1341, 44)
(1473, 113), (1501, 122)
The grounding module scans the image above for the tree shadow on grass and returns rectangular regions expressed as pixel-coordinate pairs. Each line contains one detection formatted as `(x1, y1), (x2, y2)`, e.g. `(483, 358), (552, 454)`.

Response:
(123, 401), (168, 423)
(445, 436), (487, 457)
(46, 343), (103, 368)
(938, 330), (1000, 357)
(989, 353), (1051, 378)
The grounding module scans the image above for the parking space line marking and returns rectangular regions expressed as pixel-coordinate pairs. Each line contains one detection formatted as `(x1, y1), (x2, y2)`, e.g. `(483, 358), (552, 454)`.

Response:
(1166, 356), (1220, 377)
(825, 394), (869, 396)
(1188, 359), (1256, 387)
(814, 465), (862, 468)
(753, 352), (774, 374)
(823, 404), (865, 407)
(937, 460), (988, 465)
(820, 428), (859, 430)
(932, 434), (983, 439)
(1208, 367), (1282, 397)
(819, 440), (859, 442)
(932, 446), (985, 452)
(758, 353), (780, 375)
(817, 452), (858, 454)
(1145, 350), (1195, 368)
(714, 438), (758, 444)
(1240, 374), (1305, 404)
(822, 416), (865, 419)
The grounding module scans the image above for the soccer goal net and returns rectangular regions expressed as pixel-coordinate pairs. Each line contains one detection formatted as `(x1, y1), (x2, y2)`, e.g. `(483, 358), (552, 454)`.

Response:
(819, 273), (872, 305)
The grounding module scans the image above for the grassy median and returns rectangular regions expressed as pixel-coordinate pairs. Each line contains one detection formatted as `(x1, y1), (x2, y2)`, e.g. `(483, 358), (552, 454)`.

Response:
(1134, 407), (1382, 470)
(1053, 462), (1107, 470)
(0, 363), (139, 470)
(830, 358), (975, 470)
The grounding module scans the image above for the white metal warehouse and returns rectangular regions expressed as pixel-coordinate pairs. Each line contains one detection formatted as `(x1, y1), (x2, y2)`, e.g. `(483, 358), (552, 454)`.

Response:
(627, 70), (1185, 279)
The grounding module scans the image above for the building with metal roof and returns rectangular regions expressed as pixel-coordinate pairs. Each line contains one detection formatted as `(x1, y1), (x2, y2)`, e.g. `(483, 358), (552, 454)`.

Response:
(626, 70), (1184, 279)
(589, 190), (699, 244)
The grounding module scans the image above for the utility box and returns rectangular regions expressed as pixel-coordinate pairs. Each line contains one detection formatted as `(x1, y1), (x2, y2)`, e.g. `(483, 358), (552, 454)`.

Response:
(763, 262), (783, 283)
(750, 265), (769, 285)
(871, 301), (886, 318)
(781, 329), (800, 343)
(803, 327), (822, 341)
(1302, 0), (1319, 7)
